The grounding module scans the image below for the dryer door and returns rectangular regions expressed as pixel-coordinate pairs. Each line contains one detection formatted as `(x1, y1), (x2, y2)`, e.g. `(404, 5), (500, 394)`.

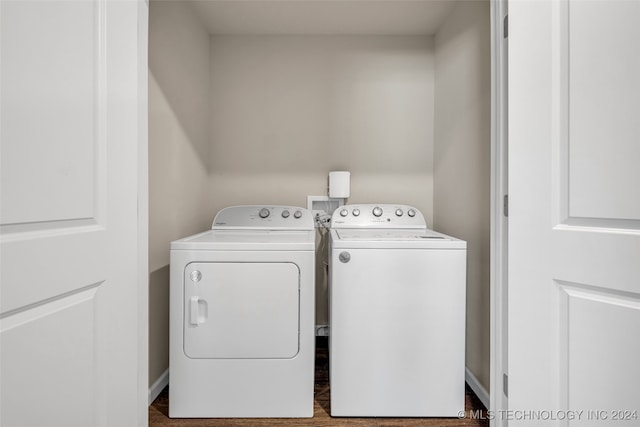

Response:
(183, 262), (300, 359)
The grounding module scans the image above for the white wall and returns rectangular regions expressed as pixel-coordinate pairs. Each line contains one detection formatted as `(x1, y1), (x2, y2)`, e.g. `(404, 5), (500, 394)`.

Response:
(148, 0), (211, 388)
(207, 35), (435, 219)
(207, 35), (436, 324)
(434, 0), (491, 394)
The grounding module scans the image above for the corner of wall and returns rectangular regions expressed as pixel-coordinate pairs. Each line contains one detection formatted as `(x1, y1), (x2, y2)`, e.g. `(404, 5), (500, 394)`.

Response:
(433, 0), (492, 395)
(148, 0), (212, 390)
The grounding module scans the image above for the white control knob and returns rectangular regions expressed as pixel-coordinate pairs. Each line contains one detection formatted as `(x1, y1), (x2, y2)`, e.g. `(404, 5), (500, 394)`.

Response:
(395, 209), (403, 217)
(340, 209), (348, 217)
(372, 206), (383, 217)
(407, 209), (416, 217)
(282, 210), (290, 218)
(293, 210), (302, 219)
(259, 208), (270, 218)
(352, 209), (360, 216)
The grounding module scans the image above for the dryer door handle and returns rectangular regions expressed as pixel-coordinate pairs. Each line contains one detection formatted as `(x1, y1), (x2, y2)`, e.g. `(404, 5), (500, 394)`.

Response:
(190, 296), (200, 325)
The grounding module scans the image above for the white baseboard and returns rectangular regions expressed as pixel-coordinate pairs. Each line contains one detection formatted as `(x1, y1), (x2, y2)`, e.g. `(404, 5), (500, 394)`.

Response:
(149, 366), (488, 409)
(148, 368), (169, 406)
(465, 366), (489, 409)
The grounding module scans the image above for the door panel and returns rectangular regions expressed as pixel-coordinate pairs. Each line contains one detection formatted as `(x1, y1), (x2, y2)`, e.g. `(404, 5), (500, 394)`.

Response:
(560, 284), (640, 424)
(1, 0), (97, 225)
(509, 0), (640, 423)
(567, 1), (640, 222)
(1, 289), (98, 427)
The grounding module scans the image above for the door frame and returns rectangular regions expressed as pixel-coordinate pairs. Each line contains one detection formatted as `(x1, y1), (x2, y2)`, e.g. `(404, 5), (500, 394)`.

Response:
(490, 0), (508, 424)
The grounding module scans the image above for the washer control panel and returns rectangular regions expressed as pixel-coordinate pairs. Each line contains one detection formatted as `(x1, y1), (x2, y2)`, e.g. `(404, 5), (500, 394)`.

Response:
(212, 205), (313, 230)
(331, 204), (426, 229)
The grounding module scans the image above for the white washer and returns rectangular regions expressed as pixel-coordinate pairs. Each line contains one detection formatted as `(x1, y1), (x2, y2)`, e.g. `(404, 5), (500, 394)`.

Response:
(169, 205), (315, 418)
(329, 204), (467, 417)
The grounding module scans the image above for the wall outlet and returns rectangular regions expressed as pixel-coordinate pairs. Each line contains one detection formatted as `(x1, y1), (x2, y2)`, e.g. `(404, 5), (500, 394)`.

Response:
(307, 196), (343, 226)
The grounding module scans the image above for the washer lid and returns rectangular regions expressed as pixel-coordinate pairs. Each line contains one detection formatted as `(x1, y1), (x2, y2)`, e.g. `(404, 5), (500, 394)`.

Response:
(336, 229), (447, 241)
(331, 228), (466, 249)
(171, 229), (315, 251)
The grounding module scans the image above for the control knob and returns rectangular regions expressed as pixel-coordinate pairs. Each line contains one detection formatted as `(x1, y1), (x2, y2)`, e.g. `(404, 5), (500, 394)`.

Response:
(339, 209), (348, 217)
(407, 209), (416, 217)
(282, 210), (290, 218)
(293, 210), (302, 219)
(395, 209), (403, 217)
(352, 209), (360, 216)
(259, 208), (270, 218)
(372, 206), (383, 217)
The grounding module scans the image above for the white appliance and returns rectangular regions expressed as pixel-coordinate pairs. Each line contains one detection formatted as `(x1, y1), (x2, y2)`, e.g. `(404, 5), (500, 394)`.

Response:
(329, 204), (467, 417)
(169, 205), (315, 418)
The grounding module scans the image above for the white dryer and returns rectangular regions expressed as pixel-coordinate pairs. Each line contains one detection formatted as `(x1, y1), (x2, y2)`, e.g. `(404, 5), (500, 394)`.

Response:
(169, 205), (315, 418)
(329, 204), (467, 417)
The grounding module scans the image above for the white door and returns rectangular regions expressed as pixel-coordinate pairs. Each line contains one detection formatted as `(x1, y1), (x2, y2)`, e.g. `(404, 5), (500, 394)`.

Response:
(0, 1), (148, 426)
(509, 0), (640, 424)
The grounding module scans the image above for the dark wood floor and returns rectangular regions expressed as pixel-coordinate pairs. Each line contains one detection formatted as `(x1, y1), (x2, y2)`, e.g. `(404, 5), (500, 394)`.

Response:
(150, 338), (489, 427)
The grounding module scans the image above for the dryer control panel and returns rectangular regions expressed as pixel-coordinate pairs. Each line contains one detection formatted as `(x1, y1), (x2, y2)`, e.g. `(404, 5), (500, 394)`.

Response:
(330, 204), (426, 229)
(212, 205), (313, 230)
